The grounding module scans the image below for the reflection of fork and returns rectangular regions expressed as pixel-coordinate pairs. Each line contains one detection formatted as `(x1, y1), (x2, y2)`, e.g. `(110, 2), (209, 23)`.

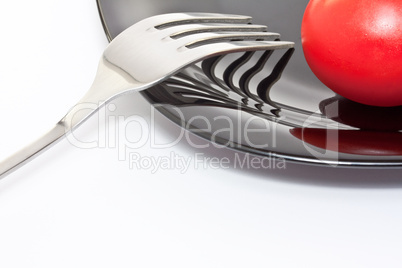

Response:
(146, 48), (349, 130)
(144, 49), (295, 119)
(0, 12), (294, 178)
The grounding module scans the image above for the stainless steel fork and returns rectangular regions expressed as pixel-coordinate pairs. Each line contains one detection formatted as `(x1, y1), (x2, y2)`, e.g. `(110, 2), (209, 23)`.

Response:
(0, 12), (294, 178)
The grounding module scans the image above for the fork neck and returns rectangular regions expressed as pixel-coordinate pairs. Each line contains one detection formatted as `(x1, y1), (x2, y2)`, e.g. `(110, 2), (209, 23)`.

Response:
(59, 56), (146, 132)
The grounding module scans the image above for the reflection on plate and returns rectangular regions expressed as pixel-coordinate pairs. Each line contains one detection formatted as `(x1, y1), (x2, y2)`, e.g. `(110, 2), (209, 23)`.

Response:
(98, 0), (402, 167)
(290, 128), (402, 156)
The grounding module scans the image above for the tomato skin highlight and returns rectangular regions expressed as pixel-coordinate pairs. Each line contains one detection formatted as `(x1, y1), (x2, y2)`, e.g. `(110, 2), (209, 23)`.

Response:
(301, 0), (402, 107)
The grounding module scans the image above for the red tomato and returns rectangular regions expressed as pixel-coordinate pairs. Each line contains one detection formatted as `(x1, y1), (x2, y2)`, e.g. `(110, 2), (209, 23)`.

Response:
(301, 0), (402, 107)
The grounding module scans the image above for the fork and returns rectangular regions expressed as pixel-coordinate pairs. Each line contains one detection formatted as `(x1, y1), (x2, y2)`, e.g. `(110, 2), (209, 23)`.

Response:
(0, 12), (294, 178)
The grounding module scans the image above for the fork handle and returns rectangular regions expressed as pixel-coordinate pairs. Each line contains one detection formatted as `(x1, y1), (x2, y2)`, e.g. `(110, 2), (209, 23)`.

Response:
(0, 102), (102, 179)
(0, 123), (66, 179)
(0, 57), (138, 179)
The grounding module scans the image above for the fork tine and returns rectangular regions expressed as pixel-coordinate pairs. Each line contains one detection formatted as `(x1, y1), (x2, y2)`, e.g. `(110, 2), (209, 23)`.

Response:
(153, 13), (253, 29)
(169, 24), (268, 39)
(183, 32), (282, 48)
(183, 40), (294, 61)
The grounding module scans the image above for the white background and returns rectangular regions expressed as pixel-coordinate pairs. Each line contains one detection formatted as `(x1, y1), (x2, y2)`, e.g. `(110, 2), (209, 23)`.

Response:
(1, 1), (402, 267)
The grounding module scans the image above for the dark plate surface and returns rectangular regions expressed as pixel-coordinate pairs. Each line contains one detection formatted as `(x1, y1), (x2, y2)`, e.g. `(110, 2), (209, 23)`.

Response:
(97, 0), (402, 167)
